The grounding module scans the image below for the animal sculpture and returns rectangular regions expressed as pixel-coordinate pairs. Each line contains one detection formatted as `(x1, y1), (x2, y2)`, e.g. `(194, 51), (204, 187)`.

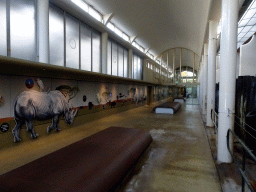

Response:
(12, 86), (79, 142)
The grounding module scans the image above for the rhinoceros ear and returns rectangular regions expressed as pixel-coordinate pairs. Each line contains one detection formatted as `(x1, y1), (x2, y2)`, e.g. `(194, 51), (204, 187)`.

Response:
(68, 87), (80, 102)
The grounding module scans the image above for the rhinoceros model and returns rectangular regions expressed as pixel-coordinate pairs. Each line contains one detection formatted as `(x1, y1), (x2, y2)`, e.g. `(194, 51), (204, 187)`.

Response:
(12, 87), (78, 143)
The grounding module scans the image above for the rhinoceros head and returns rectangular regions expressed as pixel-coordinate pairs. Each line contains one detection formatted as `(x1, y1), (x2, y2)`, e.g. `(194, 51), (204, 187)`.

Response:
(64, 103), (78, 125)
(56, 85), (79, 124)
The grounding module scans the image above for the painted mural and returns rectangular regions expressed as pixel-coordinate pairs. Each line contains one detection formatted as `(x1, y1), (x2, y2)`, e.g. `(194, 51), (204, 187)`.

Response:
(0, 74), (148, 145)
(12, 85), (79, 142)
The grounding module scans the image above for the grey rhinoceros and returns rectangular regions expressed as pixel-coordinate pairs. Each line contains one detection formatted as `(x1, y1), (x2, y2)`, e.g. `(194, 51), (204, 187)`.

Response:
(12, 86), (79, 143)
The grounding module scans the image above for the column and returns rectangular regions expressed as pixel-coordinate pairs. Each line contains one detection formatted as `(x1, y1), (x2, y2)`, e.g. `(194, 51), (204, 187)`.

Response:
(206, 21), (218, 127)
(37, 0), (49, 63)
(202, 44), (208, 115)
(101, 32), (108, 74)
(201, 59), (204, 109)
(217, 0), (239, 163)
(173, 49), (175, 83)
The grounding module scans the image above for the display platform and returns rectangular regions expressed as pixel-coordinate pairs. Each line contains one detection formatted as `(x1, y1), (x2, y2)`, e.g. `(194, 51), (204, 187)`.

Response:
(0, 126), (152, 192)
(153, 102), (181, 114)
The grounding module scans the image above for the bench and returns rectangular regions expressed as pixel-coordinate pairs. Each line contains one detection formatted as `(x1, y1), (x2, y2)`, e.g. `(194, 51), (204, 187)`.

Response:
(153, 102), (181, 114)
(0, 126), (152, 192)
(174, 97), (186, 104)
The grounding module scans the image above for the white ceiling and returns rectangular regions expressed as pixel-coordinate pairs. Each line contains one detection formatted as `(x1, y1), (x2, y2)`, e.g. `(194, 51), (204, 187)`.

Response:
(85, 0), (216, 57)
(51, 0), (250, 63)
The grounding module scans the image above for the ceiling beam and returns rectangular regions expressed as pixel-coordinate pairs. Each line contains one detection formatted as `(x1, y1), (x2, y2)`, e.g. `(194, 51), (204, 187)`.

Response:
(103, 13), (114, 25)
(145, 47), (151, 53)
(130, 35), (138, 43)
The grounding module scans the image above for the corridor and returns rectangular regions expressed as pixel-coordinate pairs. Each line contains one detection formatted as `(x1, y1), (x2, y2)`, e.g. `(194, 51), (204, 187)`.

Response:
(0, 101), (221, 191)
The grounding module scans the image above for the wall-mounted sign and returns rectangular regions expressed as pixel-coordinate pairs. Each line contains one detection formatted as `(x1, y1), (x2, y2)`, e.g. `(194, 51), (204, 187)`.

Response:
(83, 95), (87, 102)
(0, 123), (9, 133)
(0, 96), (3, 106)
(25, 79), (34, 89)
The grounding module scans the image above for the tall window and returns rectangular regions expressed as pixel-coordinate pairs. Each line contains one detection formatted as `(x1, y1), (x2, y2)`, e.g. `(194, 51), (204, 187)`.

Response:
(49, 3), (101, 72)
(10, 0), (36, 61)
(92, 31), (101, 73)
(66, 13), (79, 69)
(81, 23), (92, 71)
(0, 0), (7, 56)
(107, 39), (128, 77)
(49, 4), (64, 66)
(133, 54), (143, 80)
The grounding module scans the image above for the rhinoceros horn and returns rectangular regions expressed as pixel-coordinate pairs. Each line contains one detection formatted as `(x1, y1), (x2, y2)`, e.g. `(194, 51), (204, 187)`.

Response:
(72, 108), (78, 117)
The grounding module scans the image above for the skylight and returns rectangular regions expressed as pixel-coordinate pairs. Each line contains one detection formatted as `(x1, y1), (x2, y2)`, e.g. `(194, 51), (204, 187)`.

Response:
(71, 0), (88, 12)
(122, 33), (130, 41)
(237, 0), (256, 48)
(106, 22), (115, 31)
(88, 6), (102, 22)
(114, 27), (123, 37)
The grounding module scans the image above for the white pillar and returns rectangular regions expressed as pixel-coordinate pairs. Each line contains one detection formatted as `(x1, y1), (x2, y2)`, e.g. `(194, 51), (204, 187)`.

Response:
(206, 21), (218, 127)
(37, 0), (49, 63)
(217, 0), (239, 163)
(101, 32), (108, 74)
(202, 44), (208, 115)
(200, 60), (204, 109)
(173, 49), (175, 83)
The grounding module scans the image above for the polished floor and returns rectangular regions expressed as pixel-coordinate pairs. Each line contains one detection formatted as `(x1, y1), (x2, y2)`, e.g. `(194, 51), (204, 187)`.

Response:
(0, 100), (221, 192)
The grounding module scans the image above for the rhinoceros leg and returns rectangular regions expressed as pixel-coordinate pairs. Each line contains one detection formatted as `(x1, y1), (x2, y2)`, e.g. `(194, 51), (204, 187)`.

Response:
(25, 120), (38, 139)
(12, 119), (23, 142)
(47, 115), (60, 133)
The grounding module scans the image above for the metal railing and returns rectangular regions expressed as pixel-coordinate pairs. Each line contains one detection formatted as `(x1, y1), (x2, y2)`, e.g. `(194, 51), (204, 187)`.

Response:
(211, 109), (256, 191)
(227, 129), (256, 192)
(211, 109), (218, 134)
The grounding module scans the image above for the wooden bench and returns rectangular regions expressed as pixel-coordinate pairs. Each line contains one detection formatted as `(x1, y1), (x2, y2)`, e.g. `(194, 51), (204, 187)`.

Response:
(0, 127), (152, 192)
(153, 102), (181, 114)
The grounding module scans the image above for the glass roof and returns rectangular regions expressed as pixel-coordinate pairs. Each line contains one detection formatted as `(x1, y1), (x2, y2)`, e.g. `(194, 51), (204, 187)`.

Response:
(237, 0), (256, 49)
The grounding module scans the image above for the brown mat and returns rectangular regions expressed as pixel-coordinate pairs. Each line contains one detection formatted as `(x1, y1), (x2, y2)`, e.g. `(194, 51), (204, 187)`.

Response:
(153, 102), (181, 113)
(0, 127), (152, 192)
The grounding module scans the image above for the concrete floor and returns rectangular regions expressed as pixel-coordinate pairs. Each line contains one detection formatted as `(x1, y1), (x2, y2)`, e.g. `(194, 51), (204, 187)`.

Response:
(0, 101), (221, 192)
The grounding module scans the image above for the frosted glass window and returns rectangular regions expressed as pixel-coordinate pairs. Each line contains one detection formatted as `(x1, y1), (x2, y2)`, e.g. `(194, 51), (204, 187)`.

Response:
(112, 42), (117, 76)
(10, 0), (36, 61)
(133, 55), (138, 79)
(137, 57), (142, 80)
(49, 5), (64, 66)
(118, 45), (124, 77)
(0, 0), (7, 56)
(66, 14), (79, 69)
(107, 40), (112, 75)
(81, 23), (91, 71)
(124, 49), (128, 78)
(92, 31), (101, 72)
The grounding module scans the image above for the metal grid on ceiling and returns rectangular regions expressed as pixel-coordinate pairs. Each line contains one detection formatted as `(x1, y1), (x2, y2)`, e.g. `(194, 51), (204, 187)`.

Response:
(237, 0), (256, 48)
